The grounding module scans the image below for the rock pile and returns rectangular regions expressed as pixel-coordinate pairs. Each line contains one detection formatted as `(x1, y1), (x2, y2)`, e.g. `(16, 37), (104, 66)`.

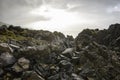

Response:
(0, 24), (120, 80)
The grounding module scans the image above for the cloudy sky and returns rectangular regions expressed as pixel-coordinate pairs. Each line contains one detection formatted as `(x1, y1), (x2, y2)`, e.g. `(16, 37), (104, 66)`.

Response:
(0, 0), (120, 37)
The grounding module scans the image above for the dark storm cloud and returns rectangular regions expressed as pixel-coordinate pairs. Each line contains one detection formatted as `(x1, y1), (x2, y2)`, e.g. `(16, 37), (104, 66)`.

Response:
(0, 0), (53, 25)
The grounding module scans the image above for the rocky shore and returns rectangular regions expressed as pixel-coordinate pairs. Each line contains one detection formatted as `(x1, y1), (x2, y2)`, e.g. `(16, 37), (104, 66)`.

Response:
(0, 24), (120, 80)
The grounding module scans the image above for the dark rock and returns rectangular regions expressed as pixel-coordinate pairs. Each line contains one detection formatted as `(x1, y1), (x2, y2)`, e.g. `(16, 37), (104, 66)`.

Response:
(0, 68), (4, 76)
(0, 25), (7, 34)
(47, 52), (58, 64)
(49, 65), (59, 75)
(47, 74), (59, 80)
(59, 60), (73, 73)
(33, 63), (50, 78)
(71, 57), (80, 65)
(59, 72), (70, 80)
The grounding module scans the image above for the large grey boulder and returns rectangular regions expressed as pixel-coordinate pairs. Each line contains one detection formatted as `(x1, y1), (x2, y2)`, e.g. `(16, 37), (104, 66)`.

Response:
(12, 57), (30, 73)
(18, 45), (51, 63)
(0, 52), (15, 67)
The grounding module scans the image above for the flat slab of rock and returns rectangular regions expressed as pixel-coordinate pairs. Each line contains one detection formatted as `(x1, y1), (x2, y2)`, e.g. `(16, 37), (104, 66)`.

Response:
(0, 43), (13, 53)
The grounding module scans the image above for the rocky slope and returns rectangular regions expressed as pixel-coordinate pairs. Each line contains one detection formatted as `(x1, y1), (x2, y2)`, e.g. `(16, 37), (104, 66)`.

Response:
(0, 24), (120, 80)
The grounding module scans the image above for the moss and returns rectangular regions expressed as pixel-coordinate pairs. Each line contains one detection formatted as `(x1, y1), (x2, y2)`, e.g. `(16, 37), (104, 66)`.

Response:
(15, 35), (26, 41)
(0, 36), (7, 42)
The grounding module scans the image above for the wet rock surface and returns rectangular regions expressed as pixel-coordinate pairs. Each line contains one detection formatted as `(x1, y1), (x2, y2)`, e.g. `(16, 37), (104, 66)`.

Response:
(0, 24), (120, 80)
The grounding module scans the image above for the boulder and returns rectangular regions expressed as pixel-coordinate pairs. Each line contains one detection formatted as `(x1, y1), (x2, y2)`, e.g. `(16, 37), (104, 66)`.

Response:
(18, 57), (30, 70)
(12, 57), (30, 73)
(18, 45), (51, 63)
(0, 52), (16, 67)
(49, 65), (59, 75)
(62, 48), (74, 58)
(62, 48), (74, 54)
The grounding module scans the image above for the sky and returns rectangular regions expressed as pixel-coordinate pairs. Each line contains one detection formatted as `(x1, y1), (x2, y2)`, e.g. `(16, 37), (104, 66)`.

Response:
(0, 0), (120, 37)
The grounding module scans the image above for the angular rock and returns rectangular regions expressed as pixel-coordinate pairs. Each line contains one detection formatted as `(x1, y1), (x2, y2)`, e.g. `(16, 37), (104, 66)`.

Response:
(59, 60), (73, 73)
(34, 63), (50, 77)
(12, 57), (30, 73)
(62, 48), (74, 58)
(62, 48), (74, 54)
(18, 57), (30, 70)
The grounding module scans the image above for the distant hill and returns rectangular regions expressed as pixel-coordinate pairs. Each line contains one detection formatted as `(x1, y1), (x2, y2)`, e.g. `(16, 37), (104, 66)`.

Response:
(0, 22), (9, 26)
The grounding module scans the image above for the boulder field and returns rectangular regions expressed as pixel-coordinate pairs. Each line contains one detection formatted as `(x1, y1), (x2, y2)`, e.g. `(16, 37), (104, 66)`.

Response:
(0, 24), (120, 80)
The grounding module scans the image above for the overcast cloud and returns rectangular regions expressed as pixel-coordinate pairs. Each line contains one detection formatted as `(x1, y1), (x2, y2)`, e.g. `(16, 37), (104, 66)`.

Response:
(0, 0), (120, 37)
